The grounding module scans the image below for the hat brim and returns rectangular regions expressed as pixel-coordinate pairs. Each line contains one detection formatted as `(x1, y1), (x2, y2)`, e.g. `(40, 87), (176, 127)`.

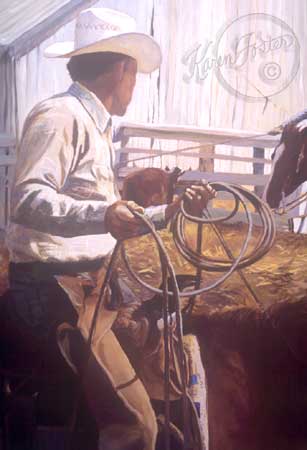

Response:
(44, 32), (161, 74)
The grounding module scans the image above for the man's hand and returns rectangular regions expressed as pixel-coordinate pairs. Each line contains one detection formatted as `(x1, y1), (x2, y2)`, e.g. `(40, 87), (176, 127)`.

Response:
(183, 181), (216, 216)
(165, 180), (216, 222)
(105, 200), (145, 240)
(106, 182), (216, 240)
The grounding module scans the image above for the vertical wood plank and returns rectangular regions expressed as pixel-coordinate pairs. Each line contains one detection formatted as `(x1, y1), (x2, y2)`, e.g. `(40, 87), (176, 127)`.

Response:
(199, 144), (215, 173)
(253, 147), (265, 197)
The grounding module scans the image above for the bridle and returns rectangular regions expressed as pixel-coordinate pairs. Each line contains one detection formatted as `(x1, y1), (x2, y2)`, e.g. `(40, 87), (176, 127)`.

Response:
(273, 191), (307, 216)
(271, 128), (307, 219)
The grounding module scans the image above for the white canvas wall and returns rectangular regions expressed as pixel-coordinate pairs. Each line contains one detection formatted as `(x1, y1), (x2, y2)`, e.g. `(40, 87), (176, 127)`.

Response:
(7, 0), (307, 153)
(0, 20), (74, 229)
(101, 0), (307, 173)
(14, 20), (75, 135)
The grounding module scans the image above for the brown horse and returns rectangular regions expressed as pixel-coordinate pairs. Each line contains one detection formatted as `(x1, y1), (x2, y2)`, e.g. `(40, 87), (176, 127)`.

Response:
(125, 271), (307, 450)
(3, 273), (307, 450)
(119, 166), (307, 450)
(187, 298), (307, 450)
(264, 109), (307, 209)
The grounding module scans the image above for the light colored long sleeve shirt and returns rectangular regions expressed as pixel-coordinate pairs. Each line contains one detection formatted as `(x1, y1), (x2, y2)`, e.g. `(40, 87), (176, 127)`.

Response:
(6, 82), (166, 263)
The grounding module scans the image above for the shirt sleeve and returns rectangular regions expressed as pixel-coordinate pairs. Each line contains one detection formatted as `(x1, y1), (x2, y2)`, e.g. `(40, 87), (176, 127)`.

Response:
(11, 111), (110, 237)
(143, 205), (168, 230)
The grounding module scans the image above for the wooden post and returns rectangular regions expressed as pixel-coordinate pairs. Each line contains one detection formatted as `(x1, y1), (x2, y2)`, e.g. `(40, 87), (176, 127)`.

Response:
(198, 143), (215, 173)
(0, 135), (16, 229)
(112, 125), (129, 171)
(119, 137), (129, 168)
(253, 147), (265, 197)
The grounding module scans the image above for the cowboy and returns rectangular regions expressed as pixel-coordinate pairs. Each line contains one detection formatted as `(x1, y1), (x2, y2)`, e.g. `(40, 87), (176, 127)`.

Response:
(5, 7), (215, 450)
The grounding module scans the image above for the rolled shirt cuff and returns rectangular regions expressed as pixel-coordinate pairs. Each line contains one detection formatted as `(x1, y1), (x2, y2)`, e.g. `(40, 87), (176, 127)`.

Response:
(143, 204), (168, 230)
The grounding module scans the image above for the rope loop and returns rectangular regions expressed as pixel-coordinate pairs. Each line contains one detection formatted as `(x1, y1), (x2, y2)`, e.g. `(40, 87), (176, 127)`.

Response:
(122, 182), (276, 298)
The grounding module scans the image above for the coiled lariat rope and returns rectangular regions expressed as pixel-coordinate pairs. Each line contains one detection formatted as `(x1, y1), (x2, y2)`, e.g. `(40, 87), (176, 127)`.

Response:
(121, 183), (276, 300)
(85, 211), (190, 450)
(85, 182), (276, 450)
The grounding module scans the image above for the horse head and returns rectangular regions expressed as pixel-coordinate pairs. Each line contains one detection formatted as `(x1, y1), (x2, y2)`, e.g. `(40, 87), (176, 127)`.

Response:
(264, 111), (307, 209)
(122, 167), (185, 207)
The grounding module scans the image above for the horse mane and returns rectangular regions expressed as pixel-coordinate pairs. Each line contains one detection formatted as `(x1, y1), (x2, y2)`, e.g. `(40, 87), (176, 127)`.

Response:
(281, 109), (307, 143)
(282, 108), (307, 129)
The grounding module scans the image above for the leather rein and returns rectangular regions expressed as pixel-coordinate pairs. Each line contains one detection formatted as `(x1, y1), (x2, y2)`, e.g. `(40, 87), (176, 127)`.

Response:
(274, 191), (307, 217)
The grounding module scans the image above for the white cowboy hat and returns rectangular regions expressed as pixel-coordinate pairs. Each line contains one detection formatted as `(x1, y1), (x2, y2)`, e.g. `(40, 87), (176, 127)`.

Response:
(44, 7), (161, 73)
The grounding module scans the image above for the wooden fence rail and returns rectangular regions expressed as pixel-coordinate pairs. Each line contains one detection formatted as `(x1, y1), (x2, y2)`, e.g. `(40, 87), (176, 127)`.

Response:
(116, 122), (280, 148)
(115, 123), (293, 231)
(0, 124), (291, 230)
(116, 122), (280, 190)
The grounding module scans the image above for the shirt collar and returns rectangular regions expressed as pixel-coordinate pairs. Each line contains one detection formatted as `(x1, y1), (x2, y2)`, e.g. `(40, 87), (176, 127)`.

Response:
(68, 81), (112, 134)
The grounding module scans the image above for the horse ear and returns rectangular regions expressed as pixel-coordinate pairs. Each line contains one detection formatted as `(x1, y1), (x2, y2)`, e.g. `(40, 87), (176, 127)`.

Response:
(171, 167), (185, 179)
